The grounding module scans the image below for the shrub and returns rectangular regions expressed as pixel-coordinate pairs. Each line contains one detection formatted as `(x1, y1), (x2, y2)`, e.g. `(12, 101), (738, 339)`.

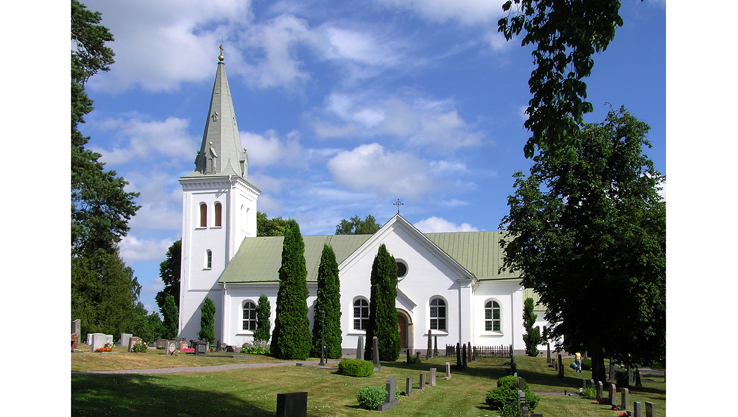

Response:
(499, 400), (521, 417)
(132, 341), (148, 353)
(408, 355), (422, 365)
(339, 359), (374, 377)
(581, 358), (592, 370)
(357, 386), (386, 409)
(485, 376), (540, 411)
(615, 369), (629, 387)
(240, 344), (270, 355)
(581, 386), (596, 399)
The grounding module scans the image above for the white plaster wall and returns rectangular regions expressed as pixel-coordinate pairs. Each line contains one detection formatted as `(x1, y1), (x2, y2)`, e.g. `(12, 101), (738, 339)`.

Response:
(472, 281), (525, 352)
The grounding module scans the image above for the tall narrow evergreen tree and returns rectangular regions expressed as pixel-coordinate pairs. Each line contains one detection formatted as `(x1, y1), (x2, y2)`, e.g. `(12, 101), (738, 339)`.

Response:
(270, 220), (311, 360)
(199, 297), (216, 344)
(523, 297), (541, 357)
(161, 295), (179, 340)
(311, 244), (342, 358)
(253, 294), (271, 343)
(364, 244), (401, 361)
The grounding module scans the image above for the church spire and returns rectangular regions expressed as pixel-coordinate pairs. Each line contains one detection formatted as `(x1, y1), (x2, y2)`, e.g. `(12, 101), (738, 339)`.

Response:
(188, 46), (248, 178)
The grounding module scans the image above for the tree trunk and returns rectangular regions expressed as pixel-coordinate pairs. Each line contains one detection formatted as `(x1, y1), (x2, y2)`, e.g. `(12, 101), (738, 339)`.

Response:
(588, 338), (607, 382)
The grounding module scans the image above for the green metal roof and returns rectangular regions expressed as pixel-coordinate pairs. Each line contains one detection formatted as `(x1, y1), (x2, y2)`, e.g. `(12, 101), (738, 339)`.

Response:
(219, 230), (519, 285)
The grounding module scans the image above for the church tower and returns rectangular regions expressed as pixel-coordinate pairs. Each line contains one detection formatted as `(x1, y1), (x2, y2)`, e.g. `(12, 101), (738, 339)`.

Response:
(178, 47), (261, 341)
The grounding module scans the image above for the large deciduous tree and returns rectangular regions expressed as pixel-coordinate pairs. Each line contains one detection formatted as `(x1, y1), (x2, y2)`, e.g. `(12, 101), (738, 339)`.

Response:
(70, 1), (141, 337)
(365, 244), (401, 361)
(335, 215), (381, 235)
(156, 240), (181, 311)
(256, 211), (290, 236)
(498, 0), (629, 160)
(311, 244), (342, 359)
(270, 220), (311, 360)
(500, 107), (665, 382)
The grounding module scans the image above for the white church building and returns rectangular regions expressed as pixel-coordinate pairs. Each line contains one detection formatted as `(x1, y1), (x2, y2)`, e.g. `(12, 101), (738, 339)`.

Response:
(177, 53), (546, 355)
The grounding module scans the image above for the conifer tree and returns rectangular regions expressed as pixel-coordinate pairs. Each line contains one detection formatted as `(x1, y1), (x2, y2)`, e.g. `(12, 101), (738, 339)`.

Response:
(253, 294), (271, 343)
(161, 295), (179, 340)
(523, 297), (541, 357)
(270, 220), (311, 359)
(365, 244), (401, 361)
(311, 244), (342, 358)
(199, 297), (216, 344)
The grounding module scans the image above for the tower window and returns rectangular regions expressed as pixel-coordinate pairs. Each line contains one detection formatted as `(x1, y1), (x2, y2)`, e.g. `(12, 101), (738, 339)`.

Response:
(214, 202), (222, 227)
(205, 249), (212, 269)
(199, 203), (207, 228)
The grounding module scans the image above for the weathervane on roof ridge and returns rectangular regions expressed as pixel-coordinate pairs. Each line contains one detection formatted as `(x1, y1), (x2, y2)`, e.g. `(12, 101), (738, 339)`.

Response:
(393, 198), (404, 214)
(218, 44), (224, 61)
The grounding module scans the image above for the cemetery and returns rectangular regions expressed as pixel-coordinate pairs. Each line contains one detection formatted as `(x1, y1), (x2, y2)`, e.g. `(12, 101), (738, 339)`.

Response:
(71, 337), (666, 416)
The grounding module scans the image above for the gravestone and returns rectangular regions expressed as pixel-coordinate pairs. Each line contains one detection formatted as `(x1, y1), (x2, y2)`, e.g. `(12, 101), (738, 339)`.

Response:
(219, 342), (227, 352)
(628, 367), (633, 384)
(608, 384), (617, 405)
(406, 348), (411, 365)
(462, 344), (467, 369)
(552, 359), (557, 371)
(429, 368), (437, 386)
(456, 343), (461, 368)
(434, 335), (438, 356)
(405, 376), (413, 397)
(377, 376), (400, 411)
(582, 379), (587, 390)
(472, 346), (476, 361)
(419, 372), (425, 390)
(518, 377), (526, 391)
(157, 338), (168, 349)
(356, 335), (364, 360)
(165, 340), (176, 355)
(72, 320), (81, 341)
(86, 334), (93, 345)
(372, 336), (380, 371)
(609, 361), (615, 380)
(426, 330), (432, 359)
(226, 345), (236, 352)
(596, 381), (603, 399)
(621, 387), (630, 412)
(468, 342), (472, 362)
(589, 379), (595, 390)
(645, 401), (656, 417)
(90, 333), (106, 352)
(105, 334), (114, 345)
(194, 340), (207, 356)
(633, 401), (642, 417)
(444, 362), (451, 380)
(276, 392), (307, 417)
(71, 333), (78, 351)
(120, 333), (132, 349)
(546, 343), (551, 364)
(518, 390), (530, 417)
(179, 340), (188, 350)
(215, 340), (222, 352)
(128, 337), (142, 352)
(557, 354), (564, 377)
(416, 352), (421, 361)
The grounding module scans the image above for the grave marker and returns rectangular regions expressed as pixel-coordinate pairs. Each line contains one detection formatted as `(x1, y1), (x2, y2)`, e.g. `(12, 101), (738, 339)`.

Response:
(633, 401), (642, 417)
(179, 340), (188, 350)
(456, 342), (461, 368)
(276, 392), (307, 417)
(419, 373), (425, 390)
(518, 377), (526, 391)
(377, 376), (400, 411)
(546, 343), (551, 364)
(645, 401), (656, 417)
(90, 333), (106, 352)
(596, 381), (603, 399)
(462, 344), (467, 369)
(430, 368), (437, 386)
(518, 389), (530, 417)
(128, 337), (142, 352)
(608, 384), (616, 405)
(621, 387), (630, 412)
(557, 354), (564, 377)
(426, 330), (432, 359)
(72, 319), (81, 341)
(468, 342), (472, 362)
(71, 333), (78, 351)
(120, 333), (132, 349)
(165, 340), (176, 355)
(356, 335), (364, 360)
(372, 336), (380, 371)
(434, 335), (438, 356)
(444, 362), (451, 380)
(405, 376), (413, 397)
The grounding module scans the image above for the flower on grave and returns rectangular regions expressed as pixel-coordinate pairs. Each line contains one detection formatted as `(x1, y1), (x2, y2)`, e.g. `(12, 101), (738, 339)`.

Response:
(611, 405), (619, 411)
(619, 413), (628, 417)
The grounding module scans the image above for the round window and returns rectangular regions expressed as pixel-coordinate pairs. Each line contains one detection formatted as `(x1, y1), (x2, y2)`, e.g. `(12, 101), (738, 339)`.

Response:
(396, 261), (407, 278)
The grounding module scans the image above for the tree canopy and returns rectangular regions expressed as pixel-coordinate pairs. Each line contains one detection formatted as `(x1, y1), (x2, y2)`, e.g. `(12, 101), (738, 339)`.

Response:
(256, 211), (290, 237)
(499, 107), (665, 381)
(335, 215), (381, 235)
(156, 240), (181, 311)
(498, 0), (628, 161)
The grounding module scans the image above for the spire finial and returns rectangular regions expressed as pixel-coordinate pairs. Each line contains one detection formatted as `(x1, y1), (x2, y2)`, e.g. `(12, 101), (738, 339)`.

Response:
(393, 198), (404, 214)
(218, 44), (224, 61)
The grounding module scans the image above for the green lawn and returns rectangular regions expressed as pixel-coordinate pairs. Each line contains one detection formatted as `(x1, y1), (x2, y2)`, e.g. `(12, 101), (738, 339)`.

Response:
(72, 347), (665, 416)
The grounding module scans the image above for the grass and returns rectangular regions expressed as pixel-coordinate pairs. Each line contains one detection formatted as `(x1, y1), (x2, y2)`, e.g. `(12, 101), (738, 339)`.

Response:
(72, 347), (665, 416)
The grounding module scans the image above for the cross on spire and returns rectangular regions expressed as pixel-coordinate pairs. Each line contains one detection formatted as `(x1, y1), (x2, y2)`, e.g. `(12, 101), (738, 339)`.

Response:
(393, 198), (404, 214)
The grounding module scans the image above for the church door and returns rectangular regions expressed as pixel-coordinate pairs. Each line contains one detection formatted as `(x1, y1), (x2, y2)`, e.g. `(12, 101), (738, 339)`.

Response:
(397, 314), (407, 349)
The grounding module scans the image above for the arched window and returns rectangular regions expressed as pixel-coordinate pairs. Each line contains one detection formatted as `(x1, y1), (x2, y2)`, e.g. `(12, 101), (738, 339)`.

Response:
(214, 202), (222, 227)
(242, 301), (257, 331)
(205, 249), (212, 269)
(430, 298), (446, 331)
(485, 300), (501, 332)
(199, 203), (207, 227)
(353, 299), (369, 330)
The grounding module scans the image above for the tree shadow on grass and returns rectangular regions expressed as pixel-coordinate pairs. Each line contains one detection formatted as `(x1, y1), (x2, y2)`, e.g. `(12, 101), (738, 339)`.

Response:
(72, 373), (274, 417)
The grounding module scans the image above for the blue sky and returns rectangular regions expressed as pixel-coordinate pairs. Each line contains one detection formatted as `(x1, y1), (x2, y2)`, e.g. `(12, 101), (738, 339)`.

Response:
(75, 0), (666, 316)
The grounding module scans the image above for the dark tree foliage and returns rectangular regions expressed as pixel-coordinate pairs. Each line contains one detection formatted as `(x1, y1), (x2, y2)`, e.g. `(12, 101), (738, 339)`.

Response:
(500, 108), (665, 382)
(522, 297), (541, 357)
(129, 302), (156, 343)
(253, 294), (271, 342)
(364, 244), (401, 361)
(70, 1), (141, 336)
(256, 211), (290, 236)
(270, 220), (311, 360)
(161, 295), (179, 340)
(335, 215), (381, 235)
(155, 240), (181, 311)
(199, 297), (216, 344)
(71, 249), (141, 339)
(311, 244), (343, 359)
(498, 0), (632, 161)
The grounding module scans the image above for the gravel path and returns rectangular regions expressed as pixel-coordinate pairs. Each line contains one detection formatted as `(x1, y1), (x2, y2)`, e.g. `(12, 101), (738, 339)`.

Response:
(72, 360), (340, 375)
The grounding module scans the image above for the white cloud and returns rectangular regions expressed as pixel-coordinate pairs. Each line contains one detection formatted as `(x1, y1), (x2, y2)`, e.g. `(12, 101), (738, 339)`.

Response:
(376, 0), (507, 25)
(327, 143), (434, 199)
(414, 216), (479, 233)
(241, 130), (304, 167)
(485, 30), (512, 52)
(314, 121), (358, 138)
(89, 117), (199, 165)
(439, 199), (468, 207)
(119, 236), (175, 263)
